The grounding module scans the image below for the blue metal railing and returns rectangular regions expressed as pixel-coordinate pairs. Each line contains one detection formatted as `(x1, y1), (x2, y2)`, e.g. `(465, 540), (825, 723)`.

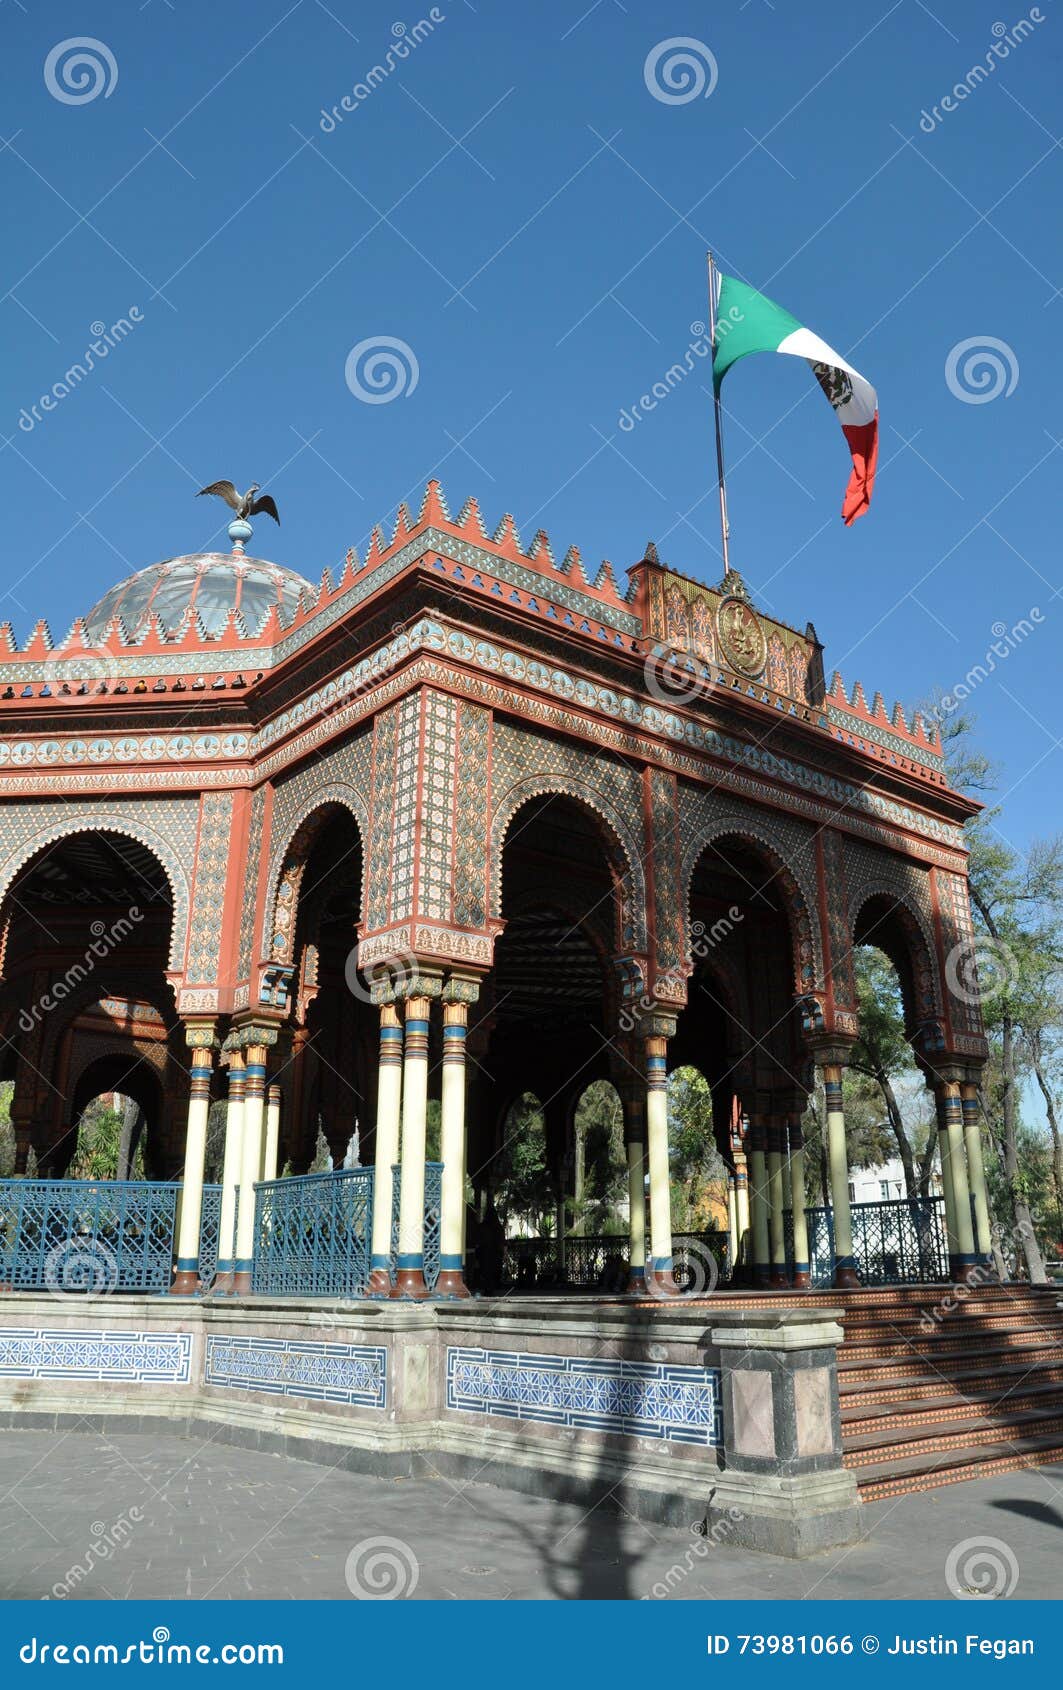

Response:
(784, 1195), (949, 1285)
(197, 1184), (225, 1290)
(251, 1167), (375, 1296)
(0, 1179), (178, 1293)
(389, 1162), (442, 1291)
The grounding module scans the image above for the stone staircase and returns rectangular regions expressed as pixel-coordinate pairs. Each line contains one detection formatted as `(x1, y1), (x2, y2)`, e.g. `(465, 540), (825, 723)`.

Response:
(835, 1284), (1063, 1501)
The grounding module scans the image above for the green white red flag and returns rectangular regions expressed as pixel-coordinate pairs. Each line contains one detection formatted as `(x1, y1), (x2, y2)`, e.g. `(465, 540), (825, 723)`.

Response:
(712, 273), (879, 525)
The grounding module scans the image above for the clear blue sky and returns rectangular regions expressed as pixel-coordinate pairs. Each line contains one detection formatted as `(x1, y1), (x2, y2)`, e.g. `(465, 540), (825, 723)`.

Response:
(3, 0), (1060, 853)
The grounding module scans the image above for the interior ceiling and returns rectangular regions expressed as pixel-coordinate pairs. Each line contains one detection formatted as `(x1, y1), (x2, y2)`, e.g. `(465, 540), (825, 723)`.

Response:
(9, 831), (171, 910)
(689, 839), (784, 915)
(493, 908), (604, 1025)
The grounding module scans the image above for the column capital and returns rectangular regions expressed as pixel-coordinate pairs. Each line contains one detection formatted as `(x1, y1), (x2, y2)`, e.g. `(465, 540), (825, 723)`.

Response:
(640, 1011), (678, 1041)
(441, 970), (482, 1006)
(392, 965), (445, 1003)
(229, 1021), (281, 1050)
(183, 1019), (219, 1052)
(808, 1037), (856, 1070)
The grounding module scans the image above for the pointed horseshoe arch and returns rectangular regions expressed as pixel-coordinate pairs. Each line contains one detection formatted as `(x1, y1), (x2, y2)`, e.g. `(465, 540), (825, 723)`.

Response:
(263, 785), (369, 966)
(680, 816), (824, 996)
(850, 885), (943, 1029)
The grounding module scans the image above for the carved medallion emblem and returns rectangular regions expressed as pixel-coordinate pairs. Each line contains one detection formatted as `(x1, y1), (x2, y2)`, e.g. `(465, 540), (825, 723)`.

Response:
(717, 596), (767, 677)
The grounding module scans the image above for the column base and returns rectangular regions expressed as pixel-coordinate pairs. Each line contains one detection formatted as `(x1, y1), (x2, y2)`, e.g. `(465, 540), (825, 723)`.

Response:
(754, 1265), (772, 1288)
(366, 1265), (394, 1297)
(433, 1269), (471, 1299)
(834, 1257), (861, 1288)
(170, 1263), (200, 1296)
(626, 1266), (646, 1296)
(647, 1257), (675, 1297)
(952, 1256), (980, 1285)
(212, 1263), (234, 1296)
(769, 1266), (790, 1290)
(791, 1265), (811, 1289)
(392, 1266), (430, 1300)
(231, 1265), (253, 1295)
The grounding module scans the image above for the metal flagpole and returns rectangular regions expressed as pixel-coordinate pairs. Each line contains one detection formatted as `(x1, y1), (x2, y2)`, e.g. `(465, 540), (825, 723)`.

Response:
(706, 250), (732, 577)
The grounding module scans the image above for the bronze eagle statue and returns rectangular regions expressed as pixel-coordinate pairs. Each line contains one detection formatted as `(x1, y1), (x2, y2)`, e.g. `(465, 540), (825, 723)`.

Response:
(197, 480), (280, 525)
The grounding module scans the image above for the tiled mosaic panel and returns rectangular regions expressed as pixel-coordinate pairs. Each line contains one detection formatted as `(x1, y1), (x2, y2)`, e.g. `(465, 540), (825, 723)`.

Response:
(452, 701), (490, 929)
(389, 693), (421, 924)
(204, 1334), (387, 1408)
(419, 690), (456, 921)
(365, 704), (401, 931)
(186, 792), (234, 984)
(446, 1345), (722, 1447)
(237, 787), (267, 981)
(0, 1327), (192, 1383)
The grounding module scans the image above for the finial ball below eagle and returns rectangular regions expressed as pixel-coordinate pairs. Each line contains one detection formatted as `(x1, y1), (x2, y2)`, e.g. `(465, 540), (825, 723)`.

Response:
(197, 480), (280, 525)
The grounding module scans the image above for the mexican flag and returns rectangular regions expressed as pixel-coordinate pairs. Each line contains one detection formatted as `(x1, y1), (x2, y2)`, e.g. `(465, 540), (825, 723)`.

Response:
(713, 273), (879, 525)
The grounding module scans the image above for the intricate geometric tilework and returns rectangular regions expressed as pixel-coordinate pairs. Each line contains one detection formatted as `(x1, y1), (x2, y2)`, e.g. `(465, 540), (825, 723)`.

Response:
(186, 792), (234, 985)
(452, 701), (490, 930)
(364, 703), (401, 932)
(820, 828), (856, 1013)
(648, 767), (684, 987)
(677, 784), (824, 991)
(935, 868), (985, 1043)
(843, 837), (942, 1020)
(0, 1327), (191, 1383)
(237, 787), (267, 981)
(262, 728), (373, 963)
(204, 1334), (387, 1408)
(390, 692), (421, 923)
(418, 690), (456, 921)
(446, 1345), (721, 1446)
(0, 799), (198, 972)
(490, 720), (648, 952)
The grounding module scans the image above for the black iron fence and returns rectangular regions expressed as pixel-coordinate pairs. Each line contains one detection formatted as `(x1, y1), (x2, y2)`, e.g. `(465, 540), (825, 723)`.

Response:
(501, 1230), (730, 1292)
(785, 1195), (949, 1285)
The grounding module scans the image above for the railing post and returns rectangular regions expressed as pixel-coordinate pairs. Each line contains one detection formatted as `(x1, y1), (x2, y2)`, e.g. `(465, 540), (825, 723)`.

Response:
(436, 973), (480, 1299)
(171, 1020), (218, 1295)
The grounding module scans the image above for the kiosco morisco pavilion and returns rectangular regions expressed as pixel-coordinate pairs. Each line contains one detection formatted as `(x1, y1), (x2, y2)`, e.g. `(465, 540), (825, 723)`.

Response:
(0, 484), (1051, 1556)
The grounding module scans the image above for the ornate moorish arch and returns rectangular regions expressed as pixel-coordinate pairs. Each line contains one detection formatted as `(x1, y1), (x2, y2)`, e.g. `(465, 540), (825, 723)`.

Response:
(842, 835), (944, 1028)
(0, 814), (189, 972)
(263, 784), (369, 966)
(849, 884), (943, 1030)
(489, 775), (648, 956)
(678, 798), (825, 996)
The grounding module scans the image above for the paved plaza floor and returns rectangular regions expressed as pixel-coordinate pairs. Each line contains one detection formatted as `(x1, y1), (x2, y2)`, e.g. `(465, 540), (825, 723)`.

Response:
(0, 1430), (1058, 1601)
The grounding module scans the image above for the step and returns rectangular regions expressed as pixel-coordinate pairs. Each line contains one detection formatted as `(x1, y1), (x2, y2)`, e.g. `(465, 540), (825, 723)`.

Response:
(842, 1380), (1063, 1437)
(855, 1436), (1063, 1501)
(839, 1328), (1063, 1367)
(840, 1358), (1063, 1408)
(840, 1306), (1063, 1340)
(843, 1408), (1063, 1468)
(840, 1339), (1063, 1385)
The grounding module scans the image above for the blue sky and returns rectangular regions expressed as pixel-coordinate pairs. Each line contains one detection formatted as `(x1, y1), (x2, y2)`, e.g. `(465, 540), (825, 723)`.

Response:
(3, 0), (1061, 852)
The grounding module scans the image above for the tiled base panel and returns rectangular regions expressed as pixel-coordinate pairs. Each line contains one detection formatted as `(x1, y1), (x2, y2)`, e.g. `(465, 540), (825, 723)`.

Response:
(0, 1297), (724, 1526)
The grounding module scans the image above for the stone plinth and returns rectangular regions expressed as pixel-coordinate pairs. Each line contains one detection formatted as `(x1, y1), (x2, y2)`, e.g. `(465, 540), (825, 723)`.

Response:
(707, 1308), (863, 1558)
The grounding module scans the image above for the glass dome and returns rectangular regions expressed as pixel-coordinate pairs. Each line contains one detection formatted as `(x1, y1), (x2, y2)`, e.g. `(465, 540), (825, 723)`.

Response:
(83, 553), (314, 642)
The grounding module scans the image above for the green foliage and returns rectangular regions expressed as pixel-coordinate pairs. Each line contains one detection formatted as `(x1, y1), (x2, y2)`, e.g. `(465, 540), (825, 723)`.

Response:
(492, 1093), (554, 1234)
(667, 1066), (727, 1231)
(67, 1101), (125, 1181)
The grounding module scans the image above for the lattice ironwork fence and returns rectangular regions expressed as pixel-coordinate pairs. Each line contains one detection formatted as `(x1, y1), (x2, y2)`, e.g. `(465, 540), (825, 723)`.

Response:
(784, 1196), (949, 1285)
(251, 1168), (374, 1297)
(502, 1230), (730, 1292)
(0, 1179), (178, 1293)
(196, 1184), (225, 1291)
(389, 1163), (442, 1291)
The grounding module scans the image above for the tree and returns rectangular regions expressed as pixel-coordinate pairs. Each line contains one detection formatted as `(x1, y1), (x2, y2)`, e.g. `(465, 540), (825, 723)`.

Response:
(491, 1093), (554, 1235)
(848, 949), (938, 1197)
(667, 1067), (728, 1231)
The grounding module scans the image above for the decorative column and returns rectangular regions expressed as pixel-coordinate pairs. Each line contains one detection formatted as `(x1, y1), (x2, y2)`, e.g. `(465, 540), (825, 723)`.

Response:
(618, 1077), (647, 1295)
(932, 1072), (977, 1282)
(215, 1047), (245, 1294)
(747, 1121), (771, 1289)
(767, 1116), (789, 1289)
(788, 1116), (811, 1289)
(261, 1085), (282, 1182)
(368, 1001), (404, 1295)
(962, 1074), (993, 1265)
(644, 1014), (676, 1294)
(726, 1172), (739, 1278)
(232, 1028), (276, 1295)
(732, 1149), (751, 1284)
(820, 1053), (859, 1288)
(393, 972), (442, 1298)
(436, 974), (480, 1298)
(171, 1021), (217, 1295)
